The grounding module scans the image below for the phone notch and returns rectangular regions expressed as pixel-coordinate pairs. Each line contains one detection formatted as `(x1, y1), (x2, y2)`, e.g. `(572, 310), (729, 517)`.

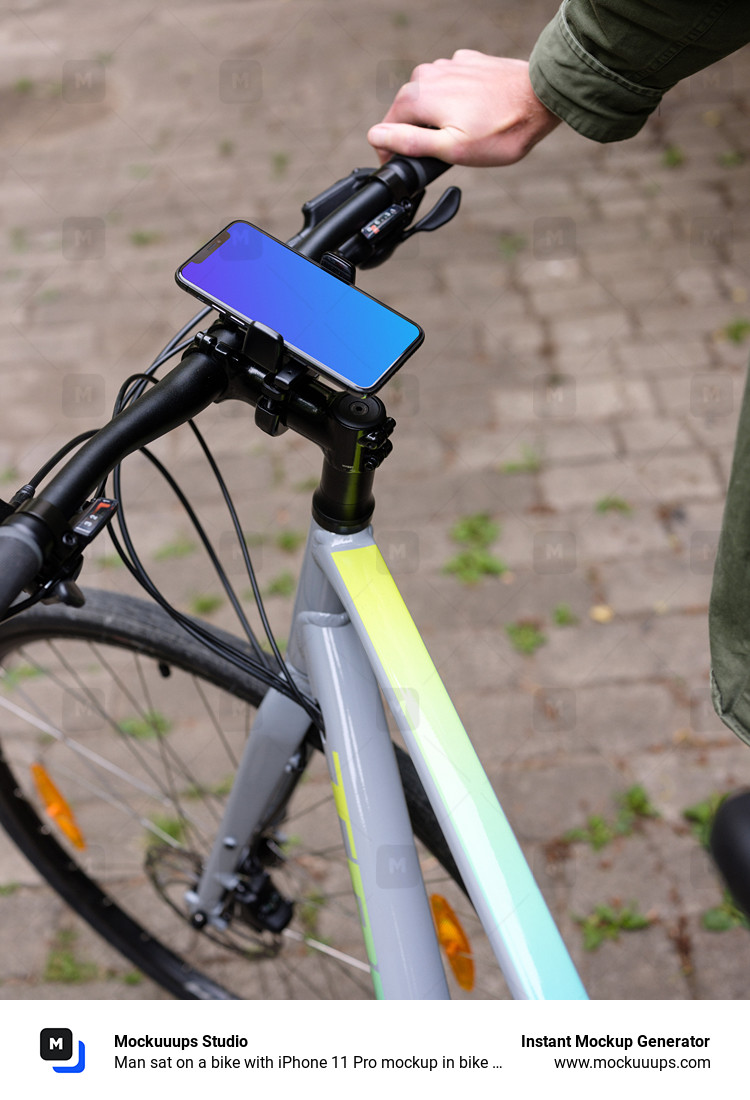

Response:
(191, 229), (230, 263)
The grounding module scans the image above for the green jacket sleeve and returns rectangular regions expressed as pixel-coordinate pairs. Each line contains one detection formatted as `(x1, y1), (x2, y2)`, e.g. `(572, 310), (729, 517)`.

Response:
(529, 0), (750, 142)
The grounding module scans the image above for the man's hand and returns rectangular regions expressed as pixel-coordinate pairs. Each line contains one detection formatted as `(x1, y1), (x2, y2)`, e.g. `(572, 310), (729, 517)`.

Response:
(368, 50), (560, 166)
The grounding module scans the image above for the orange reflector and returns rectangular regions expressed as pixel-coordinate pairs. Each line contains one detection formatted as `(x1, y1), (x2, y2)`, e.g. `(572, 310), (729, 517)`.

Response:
(30, 763), (86, 850)
(430, 893), (474, 991)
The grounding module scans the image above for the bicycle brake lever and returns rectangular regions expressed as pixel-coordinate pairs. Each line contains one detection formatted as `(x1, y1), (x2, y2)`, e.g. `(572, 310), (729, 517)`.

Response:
(42, 578), (85, 608)
(355, 186), (461, 269)
(402, 186), (461, 239)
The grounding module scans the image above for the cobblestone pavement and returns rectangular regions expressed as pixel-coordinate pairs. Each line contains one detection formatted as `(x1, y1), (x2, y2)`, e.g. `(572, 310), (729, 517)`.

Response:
(2, 0), (750, 999)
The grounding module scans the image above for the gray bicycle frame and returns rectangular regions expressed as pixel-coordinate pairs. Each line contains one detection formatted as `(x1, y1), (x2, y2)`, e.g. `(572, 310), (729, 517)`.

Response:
(187, 520), (587, 1000)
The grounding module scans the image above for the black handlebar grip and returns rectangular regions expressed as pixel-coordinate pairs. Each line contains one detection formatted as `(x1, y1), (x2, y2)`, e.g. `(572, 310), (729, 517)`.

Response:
(374, 155), (450, 200)
(710, 790), (750, 918)
(0, 523), (45, 620)
(399, 155), (451, 190)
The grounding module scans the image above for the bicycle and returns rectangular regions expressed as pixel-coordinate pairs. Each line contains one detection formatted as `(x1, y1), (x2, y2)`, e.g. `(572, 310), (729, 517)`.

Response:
(0, 155), (587, 1000)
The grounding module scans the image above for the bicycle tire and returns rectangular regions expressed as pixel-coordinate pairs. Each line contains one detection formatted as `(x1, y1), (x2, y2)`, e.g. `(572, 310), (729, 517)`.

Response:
(0, 589), (495, 998)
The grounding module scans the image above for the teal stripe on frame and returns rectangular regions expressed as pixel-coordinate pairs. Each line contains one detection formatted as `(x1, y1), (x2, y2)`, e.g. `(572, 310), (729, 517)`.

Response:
(331, 543), (587, 1000)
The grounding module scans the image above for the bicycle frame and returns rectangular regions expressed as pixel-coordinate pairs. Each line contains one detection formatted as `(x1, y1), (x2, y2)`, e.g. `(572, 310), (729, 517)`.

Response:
(187, 519), (588, 1001)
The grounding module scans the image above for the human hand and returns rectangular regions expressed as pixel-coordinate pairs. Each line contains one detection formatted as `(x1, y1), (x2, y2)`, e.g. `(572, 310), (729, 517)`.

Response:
(368, 50), (560, 167)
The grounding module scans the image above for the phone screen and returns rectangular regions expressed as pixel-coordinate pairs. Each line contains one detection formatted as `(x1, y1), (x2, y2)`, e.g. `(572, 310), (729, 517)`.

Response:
(176, 221), (423, 393)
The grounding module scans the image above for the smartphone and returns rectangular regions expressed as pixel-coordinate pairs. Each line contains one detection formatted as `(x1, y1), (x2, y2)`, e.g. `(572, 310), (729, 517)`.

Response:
(175, 220), (424, 393)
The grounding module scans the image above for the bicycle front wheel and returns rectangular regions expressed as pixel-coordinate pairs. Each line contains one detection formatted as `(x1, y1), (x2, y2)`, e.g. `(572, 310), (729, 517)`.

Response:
(0, 590), (496, 999)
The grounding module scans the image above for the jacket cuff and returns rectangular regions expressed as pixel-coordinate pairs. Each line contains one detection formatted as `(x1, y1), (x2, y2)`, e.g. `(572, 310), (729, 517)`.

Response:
(528, 0), (664, 142)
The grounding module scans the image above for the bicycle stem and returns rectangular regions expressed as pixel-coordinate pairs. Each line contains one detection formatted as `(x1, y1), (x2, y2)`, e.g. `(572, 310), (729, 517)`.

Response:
(203, 323), (397, 532)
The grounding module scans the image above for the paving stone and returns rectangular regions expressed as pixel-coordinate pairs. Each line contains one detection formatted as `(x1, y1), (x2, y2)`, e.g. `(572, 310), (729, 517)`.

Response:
(528, 280), (615, 318)
(618, 416), (695, 454)
(614, 333), (714, 375)
(690, 925), (750, 998)
(535, 421), (620, 462)
(566, 831), (681, 918)
(652, 370), (743, 424)
(548, 309), (634, 353)
(553, 339), (624, 377)
(632, 450), (725, 501)
(495, 760), (623, 842)
(516, 255), (585, 290)
(542, 450), (721, 511)
(575, 927), (691, 1000)
(575, 504), (674, 563)
(598, 553), (713, 616)
(0, 889), (64, 982)
(532, 614), (708, 687)
(493, 377), (654, 428)
(630, 737), (750, 817)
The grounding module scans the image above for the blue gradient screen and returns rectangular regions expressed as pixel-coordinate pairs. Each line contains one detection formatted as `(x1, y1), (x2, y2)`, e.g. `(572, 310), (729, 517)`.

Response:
(178, 221), (423, 392)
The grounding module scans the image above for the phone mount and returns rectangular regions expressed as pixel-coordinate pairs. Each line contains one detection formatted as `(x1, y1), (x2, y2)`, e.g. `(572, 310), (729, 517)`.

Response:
(241, 322), (307, 437)
(194, 311), (396, 532)
(241, 251), (357, 437)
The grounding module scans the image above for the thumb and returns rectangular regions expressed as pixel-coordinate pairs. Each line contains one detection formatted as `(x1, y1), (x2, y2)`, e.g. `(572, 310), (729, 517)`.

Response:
(367, 123), (449, 160)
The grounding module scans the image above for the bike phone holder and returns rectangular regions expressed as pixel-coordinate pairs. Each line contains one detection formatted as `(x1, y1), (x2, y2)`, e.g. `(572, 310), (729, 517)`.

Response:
(240, 322), (308, 437)
(241, 252), (356, 437)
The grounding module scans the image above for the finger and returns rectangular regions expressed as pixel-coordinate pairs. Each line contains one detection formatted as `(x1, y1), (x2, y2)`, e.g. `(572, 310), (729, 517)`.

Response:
(378, 84), (426, 126)
(450, 48), (489, 63)
(369, 145), (392, 166)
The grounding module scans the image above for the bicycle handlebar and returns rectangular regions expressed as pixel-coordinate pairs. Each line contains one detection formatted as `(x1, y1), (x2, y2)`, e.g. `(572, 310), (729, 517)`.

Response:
(379, 155), (451, 192)
(0, 350), (231, 620)
(0, 155), (450, 619)
(293, 155), (450, 259)
(41, 352), (230, 515)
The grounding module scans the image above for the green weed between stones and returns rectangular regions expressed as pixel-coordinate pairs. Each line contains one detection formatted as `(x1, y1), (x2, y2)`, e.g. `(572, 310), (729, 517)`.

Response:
(44, 930), (98, 983)
(576, 903), (652, 951)
(505, 621), (546, 655)
(564, 785), (659, 850)
(443, 512), (507, 585)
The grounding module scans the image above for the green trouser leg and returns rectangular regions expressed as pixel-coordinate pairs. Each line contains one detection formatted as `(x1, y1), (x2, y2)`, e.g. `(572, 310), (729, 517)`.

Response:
(711, 365), (750, 746)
